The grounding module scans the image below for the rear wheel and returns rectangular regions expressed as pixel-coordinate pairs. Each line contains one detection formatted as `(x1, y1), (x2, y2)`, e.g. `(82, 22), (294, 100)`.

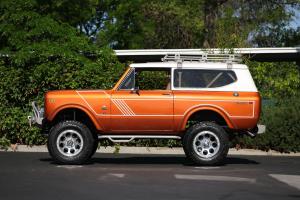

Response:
(183, 122), (229, 165)
(47, 120), (95, 165)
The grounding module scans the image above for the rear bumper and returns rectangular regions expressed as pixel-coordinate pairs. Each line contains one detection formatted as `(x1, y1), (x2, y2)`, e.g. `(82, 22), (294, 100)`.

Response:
(243, 124), (266, 137)
(257, 124), (266, 134)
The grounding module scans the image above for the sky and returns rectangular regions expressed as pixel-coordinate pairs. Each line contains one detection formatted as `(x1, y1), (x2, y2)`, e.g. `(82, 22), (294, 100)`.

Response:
(290, 8), (300, 28)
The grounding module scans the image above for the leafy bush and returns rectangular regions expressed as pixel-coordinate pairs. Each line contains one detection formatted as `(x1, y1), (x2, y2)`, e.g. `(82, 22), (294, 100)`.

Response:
(0, 1), (299, 153)
(247, 61), (300, 99)
(233, 95), (300, 153)
(0, 106), (44, 146)
(0, 0), (124, 147)
(0, 137), (10, 150)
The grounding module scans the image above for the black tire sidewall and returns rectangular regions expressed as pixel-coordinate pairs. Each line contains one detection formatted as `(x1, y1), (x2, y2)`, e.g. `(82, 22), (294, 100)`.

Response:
(184, 122), (229, 165)
(89, 139), (99, 158)
(47, 121), (94, 165)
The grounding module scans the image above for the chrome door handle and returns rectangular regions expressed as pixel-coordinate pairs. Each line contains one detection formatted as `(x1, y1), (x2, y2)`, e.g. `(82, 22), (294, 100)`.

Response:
(162, 93), (172, 96)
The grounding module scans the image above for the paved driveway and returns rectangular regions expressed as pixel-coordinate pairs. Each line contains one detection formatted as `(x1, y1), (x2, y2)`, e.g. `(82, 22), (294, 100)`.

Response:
(0, 152), (299, 200)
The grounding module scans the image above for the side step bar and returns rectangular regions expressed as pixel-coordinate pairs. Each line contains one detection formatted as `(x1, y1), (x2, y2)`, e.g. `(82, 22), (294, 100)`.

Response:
(98, 135), (182, 143)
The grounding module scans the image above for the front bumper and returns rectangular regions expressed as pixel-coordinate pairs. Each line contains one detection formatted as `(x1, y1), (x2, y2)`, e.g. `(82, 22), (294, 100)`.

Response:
(28, 102), (44, 127)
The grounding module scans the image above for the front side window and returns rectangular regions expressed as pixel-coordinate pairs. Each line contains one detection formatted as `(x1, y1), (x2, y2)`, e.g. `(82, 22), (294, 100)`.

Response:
(119, 68), (171, 90)
(119, 69), (135, 90)
(173, 69), (237, 88)
(135, 68), (171, 90)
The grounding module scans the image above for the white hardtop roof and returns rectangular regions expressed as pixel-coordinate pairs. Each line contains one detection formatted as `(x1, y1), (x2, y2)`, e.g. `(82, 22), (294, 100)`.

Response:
(130, 61), (248, 69)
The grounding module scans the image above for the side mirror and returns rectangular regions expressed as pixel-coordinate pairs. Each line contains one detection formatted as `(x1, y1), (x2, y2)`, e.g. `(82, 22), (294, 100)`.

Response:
(130, 87), (140, 95)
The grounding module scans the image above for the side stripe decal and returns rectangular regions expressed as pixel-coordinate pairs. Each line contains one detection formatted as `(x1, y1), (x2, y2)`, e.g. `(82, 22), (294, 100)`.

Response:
(118, 100), (135, 115)
(111, 99), (127, 115)
(112, 99), (136, 116)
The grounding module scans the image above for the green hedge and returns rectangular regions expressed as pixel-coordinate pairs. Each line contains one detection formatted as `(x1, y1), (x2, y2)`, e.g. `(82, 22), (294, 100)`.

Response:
(0, 0), (300, 152)
(233, 95), (300, 153)
(0, 0), (124, 147)
(234, 61), (300, 153)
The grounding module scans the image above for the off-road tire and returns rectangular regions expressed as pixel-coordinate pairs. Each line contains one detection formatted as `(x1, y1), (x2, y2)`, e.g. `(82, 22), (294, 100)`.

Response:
(183, 121), (229, 165)
(47, 120), (95, 165)
(89, 139), (99, 158)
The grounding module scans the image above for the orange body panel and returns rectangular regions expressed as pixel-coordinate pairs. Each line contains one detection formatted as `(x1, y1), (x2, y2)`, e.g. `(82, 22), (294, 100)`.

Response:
(44, 70), (261, 135)
(173, 91), (260, 131)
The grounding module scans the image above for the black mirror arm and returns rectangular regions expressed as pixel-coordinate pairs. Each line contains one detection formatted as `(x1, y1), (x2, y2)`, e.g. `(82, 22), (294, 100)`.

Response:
(130, 87), (140, 95)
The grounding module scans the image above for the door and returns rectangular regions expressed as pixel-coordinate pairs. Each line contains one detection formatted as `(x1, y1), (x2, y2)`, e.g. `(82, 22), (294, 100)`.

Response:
(110, 67), (174, 133)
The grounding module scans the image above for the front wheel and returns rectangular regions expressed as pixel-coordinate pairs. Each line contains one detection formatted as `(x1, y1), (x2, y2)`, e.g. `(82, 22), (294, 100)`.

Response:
(47, 120), (95, 165)
(183, 122), (229, 165)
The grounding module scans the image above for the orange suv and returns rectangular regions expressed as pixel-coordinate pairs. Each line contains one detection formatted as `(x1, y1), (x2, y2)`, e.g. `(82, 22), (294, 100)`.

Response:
(28, 54), (265, 165)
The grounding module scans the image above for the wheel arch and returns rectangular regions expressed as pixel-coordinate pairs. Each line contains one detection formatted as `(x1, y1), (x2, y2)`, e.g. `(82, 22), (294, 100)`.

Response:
(48, 105), (103, 131)
(180, 105), (235, 131)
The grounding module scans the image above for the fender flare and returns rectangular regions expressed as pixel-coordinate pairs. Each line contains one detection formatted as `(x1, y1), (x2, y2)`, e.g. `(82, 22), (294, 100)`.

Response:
(180, 104), (236, 131)
(48, 104), (103, 131)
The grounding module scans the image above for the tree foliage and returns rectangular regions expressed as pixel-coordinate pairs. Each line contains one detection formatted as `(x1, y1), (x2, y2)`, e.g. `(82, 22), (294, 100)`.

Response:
(88, 0), (300, 49)
(233, 95), (300, 153)
(0, 0), (299, 152)
(247, 61), (300, 99)
(36, 0), (98, 27)
(0, 0), (124, 145)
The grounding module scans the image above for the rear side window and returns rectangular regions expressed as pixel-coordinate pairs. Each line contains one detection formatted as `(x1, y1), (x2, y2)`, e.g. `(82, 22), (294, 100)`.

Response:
(173, 69), (237, 88)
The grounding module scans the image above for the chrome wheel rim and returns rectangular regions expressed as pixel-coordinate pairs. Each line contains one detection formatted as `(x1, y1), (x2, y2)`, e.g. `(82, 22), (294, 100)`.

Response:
(193, 131), (220, 159)
(56, 130), (84, 157)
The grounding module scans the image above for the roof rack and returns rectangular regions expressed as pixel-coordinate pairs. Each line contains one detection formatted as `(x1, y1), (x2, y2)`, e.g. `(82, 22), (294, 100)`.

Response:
(161, 53), (242, 64)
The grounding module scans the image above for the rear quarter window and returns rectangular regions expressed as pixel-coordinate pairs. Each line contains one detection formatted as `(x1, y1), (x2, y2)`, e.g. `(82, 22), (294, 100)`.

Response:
(173, 69), (237, 88)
